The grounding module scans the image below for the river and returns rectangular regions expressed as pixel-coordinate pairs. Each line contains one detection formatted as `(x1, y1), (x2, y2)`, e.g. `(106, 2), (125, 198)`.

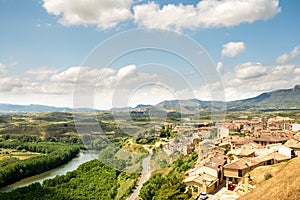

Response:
(0, 152), (98, 193)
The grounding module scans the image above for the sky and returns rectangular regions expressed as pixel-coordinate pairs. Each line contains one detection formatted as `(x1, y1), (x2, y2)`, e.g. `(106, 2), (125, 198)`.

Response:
(1, 0), (300, 109)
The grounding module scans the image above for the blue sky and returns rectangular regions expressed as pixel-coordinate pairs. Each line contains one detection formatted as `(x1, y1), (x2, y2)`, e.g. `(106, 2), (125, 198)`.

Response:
(0, 0), (300, 109)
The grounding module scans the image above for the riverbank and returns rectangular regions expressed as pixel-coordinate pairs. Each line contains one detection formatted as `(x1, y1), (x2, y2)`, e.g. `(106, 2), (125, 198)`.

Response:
(0, 151), (98, 192)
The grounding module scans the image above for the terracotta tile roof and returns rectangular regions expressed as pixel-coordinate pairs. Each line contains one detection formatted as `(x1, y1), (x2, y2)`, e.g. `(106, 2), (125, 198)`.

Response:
(253, 136), (288, 143)
(210, 155), (227, 166)
(233, 120), (249, 123)
(253, 152), (289, 163)
(224, 160), (248, 170)
(184, 173), (218, 187)
(224, 158), (258, 170)
(243, 157), (260, 166)
(228, 147), (255, 157)
(285, 139), (300, 148)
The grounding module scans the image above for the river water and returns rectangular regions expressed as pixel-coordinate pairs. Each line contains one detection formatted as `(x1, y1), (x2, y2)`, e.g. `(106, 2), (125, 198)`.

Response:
(0, 152), (98, 193)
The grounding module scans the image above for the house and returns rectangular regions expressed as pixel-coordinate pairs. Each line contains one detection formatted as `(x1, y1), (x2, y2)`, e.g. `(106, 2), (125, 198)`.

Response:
(184, 173), (218, 194)
(218, 140), (233, 153)
(217, 127), (229, 139)
(291, 123), (300, 132)
(184, 143), (195, 155)
(227, 147), (255, 159)
(232, 120), (250, 131)
(284, 138), (300, 156)
(201, 131), (211, 139)
(230, 137), (252, 149)
(268, 117), (294, 131)
(224, 158), (258, 190)
(206, 155), (227, 185)
(253, 151), (290, 165)
(253, 136), (288, 147)
(184, 154), (227, 194)
(266, 143), (293, 158)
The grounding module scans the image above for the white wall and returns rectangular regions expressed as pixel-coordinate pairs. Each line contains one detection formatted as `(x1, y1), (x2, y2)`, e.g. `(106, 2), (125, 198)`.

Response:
(218, 127), (229, 139)
(292, 123), (300, 131)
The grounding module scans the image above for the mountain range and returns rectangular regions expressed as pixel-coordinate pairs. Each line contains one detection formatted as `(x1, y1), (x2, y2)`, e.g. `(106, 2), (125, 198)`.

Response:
(1, 85), (300, 113)
(0, 104), (100, 113)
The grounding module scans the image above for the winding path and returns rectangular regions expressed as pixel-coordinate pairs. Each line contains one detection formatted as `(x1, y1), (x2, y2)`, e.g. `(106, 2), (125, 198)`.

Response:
(127, 145), (152, 200)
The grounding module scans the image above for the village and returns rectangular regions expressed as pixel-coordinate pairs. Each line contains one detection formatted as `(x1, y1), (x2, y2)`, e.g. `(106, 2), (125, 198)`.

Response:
(156, 115), (300, 199)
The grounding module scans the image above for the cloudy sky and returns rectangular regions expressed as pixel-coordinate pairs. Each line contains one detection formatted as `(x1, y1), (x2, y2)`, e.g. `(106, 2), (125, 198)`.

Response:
(1, 0), (300, 109)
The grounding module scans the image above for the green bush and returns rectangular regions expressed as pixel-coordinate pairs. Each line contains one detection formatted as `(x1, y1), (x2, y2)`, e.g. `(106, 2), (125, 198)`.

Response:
(264, 173), (273, 180)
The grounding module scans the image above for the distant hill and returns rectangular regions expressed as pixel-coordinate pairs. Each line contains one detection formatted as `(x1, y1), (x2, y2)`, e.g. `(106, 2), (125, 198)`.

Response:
(0, 104), (99, 113)
(228, 85), (300, 111)
(1, 85), (300, 113)
(153, 85), (300, 112)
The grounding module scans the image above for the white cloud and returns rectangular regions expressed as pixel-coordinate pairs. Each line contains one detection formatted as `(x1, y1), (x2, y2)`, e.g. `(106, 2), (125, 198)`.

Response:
(294, 68), (300, 75)
(221, 42), (246, 58)
(235, 62), (267, 79)
(133, 0), (281, 31)
(0, 63), (7, 76)
(133, 2), (198, 31)
(220, 60), (300, 101)
(43, 0), (133, 30)
(0, 77), (23, 92)
(217, 62), (223, 72)
(117, 64), (136, 78)
(50, 66), (114, 84)
(42, 0), (280, 31)
(276, 46), (300, 64)
(271, 65), (295, 76)
(26, 68), (57, 80)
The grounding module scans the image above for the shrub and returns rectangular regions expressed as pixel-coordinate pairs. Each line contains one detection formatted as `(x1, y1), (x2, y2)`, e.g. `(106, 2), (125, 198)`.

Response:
(264, 173), (273, 180)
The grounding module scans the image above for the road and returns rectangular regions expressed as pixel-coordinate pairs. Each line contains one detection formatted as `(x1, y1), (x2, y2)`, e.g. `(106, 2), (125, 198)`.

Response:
(127, 145), (152, 200)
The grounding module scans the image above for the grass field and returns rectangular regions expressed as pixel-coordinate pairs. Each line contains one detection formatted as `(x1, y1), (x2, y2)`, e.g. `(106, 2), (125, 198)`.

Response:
(0, 148), (42, 161)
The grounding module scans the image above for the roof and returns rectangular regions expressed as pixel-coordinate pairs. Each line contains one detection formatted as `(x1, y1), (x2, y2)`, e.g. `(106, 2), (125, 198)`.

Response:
(253, 136), (288, 143)
(184, 173), (218, 187)
(224, 160), (247, 170)
(245, 142), (264, 149)
(210, 155), (227, 166)
(227, 147), (255, 157)
(224, 157), (259, 170)
(284, 139), (300, 148)
(233, 120), (249, 123)
(253, 152), (289, 163)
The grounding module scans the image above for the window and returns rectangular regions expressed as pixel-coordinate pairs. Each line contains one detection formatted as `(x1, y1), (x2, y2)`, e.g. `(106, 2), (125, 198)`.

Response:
(238, 169), (243, 177)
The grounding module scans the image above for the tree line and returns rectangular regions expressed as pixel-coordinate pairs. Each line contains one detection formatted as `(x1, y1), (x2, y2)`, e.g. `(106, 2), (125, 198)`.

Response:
(0, 139), (80, 187)
(0, 159), (138, 200)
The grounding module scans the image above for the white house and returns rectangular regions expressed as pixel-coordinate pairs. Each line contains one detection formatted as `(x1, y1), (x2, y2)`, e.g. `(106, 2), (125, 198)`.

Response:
(217, 127), (229, 139)
(266, 144), (292, 158)
(291, 123), (300, 131)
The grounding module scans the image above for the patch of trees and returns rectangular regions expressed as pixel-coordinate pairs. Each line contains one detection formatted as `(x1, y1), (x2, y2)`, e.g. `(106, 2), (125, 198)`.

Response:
(0, 140), (80, 187)
(33, 112), (73, 122)
(81, 135), (128, 151)
(98, 144), (127, 171)
(167, 111), (182, 122)
(1, 134), (41, 142)
(139, 173), (190, 200)
(159, 127), (173, 138)
(139, 152), (198, 200)
(0, 159), (137, 200)
(135, 128), (158, 145)
(0, 157), (19, 167)
(0, 125), (41, 136)
(130, 110), (151, 122)
(43, 123), (76, 138)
